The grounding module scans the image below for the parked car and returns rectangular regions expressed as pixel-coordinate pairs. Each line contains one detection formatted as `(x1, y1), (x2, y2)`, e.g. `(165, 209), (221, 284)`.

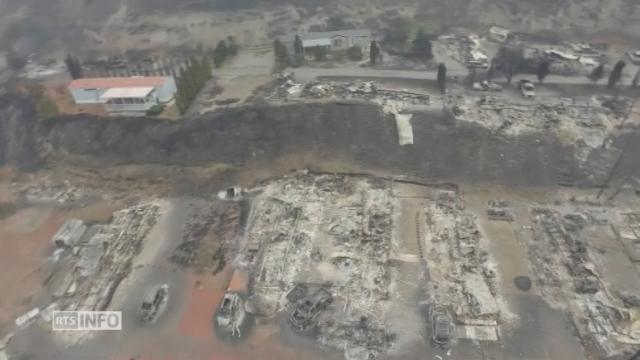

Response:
(215, 292), (246, 337)
(140, 284), (169, 323)
(472, 81), (503, 92)
(519, 79), (536, 98)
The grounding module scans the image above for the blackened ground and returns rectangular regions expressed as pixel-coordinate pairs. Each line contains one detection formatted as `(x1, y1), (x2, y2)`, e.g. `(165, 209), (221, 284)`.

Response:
(0, 95), (636, 188)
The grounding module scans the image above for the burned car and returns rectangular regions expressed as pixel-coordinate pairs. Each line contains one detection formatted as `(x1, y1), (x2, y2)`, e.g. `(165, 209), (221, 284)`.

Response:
(289, 286), (333, 331)
(140, 284), (169, 323)
(215, 292), (246, 337)
(431, 307), (454, 347)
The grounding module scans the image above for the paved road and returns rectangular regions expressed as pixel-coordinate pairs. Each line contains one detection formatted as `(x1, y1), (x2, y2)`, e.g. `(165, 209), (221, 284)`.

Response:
(291, 66), (629, 87)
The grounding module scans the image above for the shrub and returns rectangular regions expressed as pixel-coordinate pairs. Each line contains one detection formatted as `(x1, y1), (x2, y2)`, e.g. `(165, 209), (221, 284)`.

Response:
(146, 104), (165, 116)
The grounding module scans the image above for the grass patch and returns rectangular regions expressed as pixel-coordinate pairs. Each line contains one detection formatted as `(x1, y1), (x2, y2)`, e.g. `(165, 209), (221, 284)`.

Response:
(36, 96), (59, 119)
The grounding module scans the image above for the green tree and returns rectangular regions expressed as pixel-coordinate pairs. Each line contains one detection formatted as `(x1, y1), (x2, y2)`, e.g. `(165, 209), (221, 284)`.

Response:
(437, 63), (447, 94)
(201, 57), (212, 80)
(411, 29), (433, 59)
(294, 35), (304, 58)
(494, 46), (525, 85)
(227, 36), (239, 56)
(536, 59), (551, 83)
(369, 41), (380, 65)
(608, 60), (626, 88)
(213, 40), (229, 68)
(273, 38), (289, 65)
(184, 57), (200, 93)
(64, 54), (83, 79)
(589, 63), (605, 83)
(175, 91), (185, 115)
(178, 67), (194, 105)
(384, 17), (412, 46)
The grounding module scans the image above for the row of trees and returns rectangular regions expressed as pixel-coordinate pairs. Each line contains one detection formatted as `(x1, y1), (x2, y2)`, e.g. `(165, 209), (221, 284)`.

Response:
(64, 55), (84, 79)
(488, 46), (636, 89)
(64, 36), (239, 80)
(175, 57), (212, 115)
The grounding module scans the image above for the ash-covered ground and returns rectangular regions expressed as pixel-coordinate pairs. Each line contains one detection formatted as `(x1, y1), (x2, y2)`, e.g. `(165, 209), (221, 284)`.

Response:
(1, 96), (640, 359)
(2, 95), (639, 190)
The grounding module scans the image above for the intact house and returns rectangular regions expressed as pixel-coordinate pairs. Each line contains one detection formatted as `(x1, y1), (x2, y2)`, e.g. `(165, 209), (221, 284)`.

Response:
(281, 29), (372, 54)
(67, 76), (176, 113)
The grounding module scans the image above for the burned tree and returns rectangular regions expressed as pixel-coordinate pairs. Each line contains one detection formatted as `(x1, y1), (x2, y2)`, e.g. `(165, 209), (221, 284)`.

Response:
(213, 40), (229, 68)
(411, 29), (433, 60)
(608, 60), (626, 88)
(589, 63), (605, 84)
(273, 38), (290, 66)
(493, 46), (525, 85)
(294, 35), (304, 58)
(536, 59), (551, 84)
(437, 63), (447, 94)
(369, 40), (380, 65)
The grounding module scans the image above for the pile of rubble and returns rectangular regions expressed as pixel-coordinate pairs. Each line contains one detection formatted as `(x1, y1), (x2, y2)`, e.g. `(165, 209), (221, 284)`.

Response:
(486, 200), (514, 222)
(437, 33), (489, 68)
(16, 180), (89, 206)
(424, 190), (500, 342)
(45, 202), (160, 317)
(444, 94), (633, 149)
(527, 206), (640, 357)
(238, 173), (395, 359)
(266, 75), (429, 107)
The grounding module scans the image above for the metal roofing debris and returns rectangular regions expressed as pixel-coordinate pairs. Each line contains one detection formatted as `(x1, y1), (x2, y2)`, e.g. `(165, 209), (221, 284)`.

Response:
(76, 233), (109, 277)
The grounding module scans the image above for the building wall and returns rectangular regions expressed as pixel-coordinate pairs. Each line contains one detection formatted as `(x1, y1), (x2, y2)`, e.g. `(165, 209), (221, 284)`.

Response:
(155, 77), (177, 103)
